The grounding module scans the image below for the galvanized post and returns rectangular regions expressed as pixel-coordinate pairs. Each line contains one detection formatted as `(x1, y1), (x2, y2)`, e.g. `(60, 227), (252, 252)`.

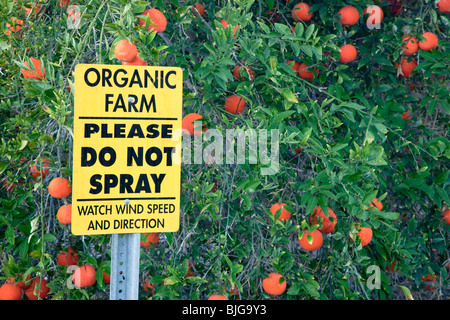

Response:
(110, 233), (140, 300)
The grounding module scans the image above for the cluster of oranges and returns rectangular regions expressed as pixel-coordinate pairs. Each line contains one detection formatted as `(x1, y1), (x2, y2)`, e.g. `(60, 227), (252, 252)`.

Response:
(258, 197), (382, 296)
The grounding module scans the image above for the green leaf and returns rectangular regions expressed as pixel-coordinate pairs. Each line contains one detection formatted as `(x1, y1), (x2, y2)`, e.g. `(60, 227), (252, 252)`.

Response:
(280, 88), (298, 104)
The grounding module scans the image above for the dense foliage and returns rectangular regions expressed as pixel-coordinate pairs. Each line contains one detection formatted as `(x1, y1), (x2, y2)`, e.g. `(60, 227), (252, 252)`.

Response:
(0, 0), (449, 300)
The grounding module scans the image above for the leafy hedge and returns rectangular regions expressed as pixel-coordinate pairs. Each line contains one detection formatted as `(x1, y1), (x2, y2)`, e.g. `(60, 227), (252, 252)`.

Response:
(0, 0), (449, 300)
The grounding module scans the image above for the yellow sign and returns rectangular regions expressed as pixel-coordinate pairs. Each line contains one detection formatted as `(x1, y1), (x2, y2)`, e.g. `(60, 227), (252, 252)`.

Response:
(72, 64), (182, 235)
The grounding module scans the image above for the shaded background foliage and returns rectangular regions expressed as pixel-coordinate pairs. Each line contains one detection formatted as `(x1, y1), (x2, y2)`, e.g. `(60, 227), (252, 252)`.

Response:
(0, 0), (449, 300)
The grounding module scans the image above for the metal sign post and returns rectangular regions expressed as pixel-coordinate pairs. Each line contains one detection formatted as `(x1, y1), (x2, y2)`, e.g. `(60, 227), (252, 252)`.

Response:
(110, 233), (140, 300)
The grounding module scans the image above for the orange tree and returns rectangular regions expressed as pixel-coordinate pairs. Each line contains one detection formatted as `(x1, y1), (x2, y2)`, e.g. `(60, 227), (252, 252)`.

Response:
(0, 0), (449, 300)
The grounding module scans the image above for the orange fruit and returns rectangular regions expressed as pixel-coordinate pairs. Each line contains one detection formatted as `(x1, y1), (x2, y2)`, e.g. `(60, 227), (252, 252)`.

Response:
(193, 3), (205, 16)
(270, 203), (291, 221)
(418, 32), (438, 51)
(355, 226), (373, 246)
(57, 248), (80, 266)
(402, 110), (412, 120)
(60, 0), (70, 6)
(122, 55), (148, 66)
(5, 18), (23, 36)
(141, 233), (160, 247)
(402, 35), (419, 55)
(338, 5), (360, 26)
(114, 39), (138, 62)
(57, 204), (72, 225)
(437, 0), (450, 13)
(224, 94), (246, 114)
(185, 260), (195, 278)
(262, 272), (287, 295)
(21, 58), (45, 80)
(48, 177), (72, 199)
(182, 113), (206, 136)
(208, 294), (228, 300)
(291, 3), (313, 22)
(339, 44), (357, 63)
(363, 5), (384, 26)
(139, 8), (167, 34)
(72, 265), (97, 288)
(29, 158), (50, 178)
(8, 274), (32, 290)
(369, 197), (383, 210)
(143, 280), (157, 293)
(298, 229), (324, 251)
(442, 209), (450, 224)
(24, 277), (50, 300)
(310, 206), (337, 234)
(396, 57), (417, 78)
(0, 283), (23, 300)
(23, 3), (42, 15)
(297, 62), (318, 82)
(102, 270), (111, 284)
(233, 65), (255, 81)
(287, 59), (301, 73)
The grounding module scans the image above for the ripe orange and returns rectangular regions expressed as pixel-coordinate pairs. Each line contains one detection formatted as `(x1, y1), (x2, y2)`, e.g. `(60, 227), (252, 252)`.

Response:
(141, 233), (160, 247)
(396, 57), (417, 78)
(29, 158), (50, 178)
(57, 247), (80, 266)
(122, 55), (148, 66)
(57, 204), (72, 225)
(262, 272), (287, 295)
(402, 35), (419, 55)
(418, 32), (438, 51)
(8, 274), (32, 290)
(287, 59), (301, 73)
(224, 94), (246, 114)
(339, 44), (357, 63)
(21, 58), (45, 80)
(233, 65), (255, 81)
(402, 110), (412, 120)
(182, 113), (206, 136)
(310, 206), (337, 234)
(297, 62), (318, 82)
(369, 197), (383, 210)
(0, 283), (23, 300)
(139, 8), (167, 34)
(338, 5), (360, 26)
(208, 294), (228, 300)
(24, 277), (50, 300)
(72, 264), (97, 288)
(299, 229), (324, 251)
(193, 3), (205, 16)
(48, 177), (72, 199)
(23, 3), (42, 15)
(437, 0), (450, 13)
(102, 270), (111, 284)
(270, 203), (291, 221)
(291, 3), (313, 22)
(442, 209), (450, 224)
(355, 226), (373, 246)
(5, 18), (23, 36)
(114, 39), (138, 62)
(363, 5), (384, 26)
(143, 280), (157, 293)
